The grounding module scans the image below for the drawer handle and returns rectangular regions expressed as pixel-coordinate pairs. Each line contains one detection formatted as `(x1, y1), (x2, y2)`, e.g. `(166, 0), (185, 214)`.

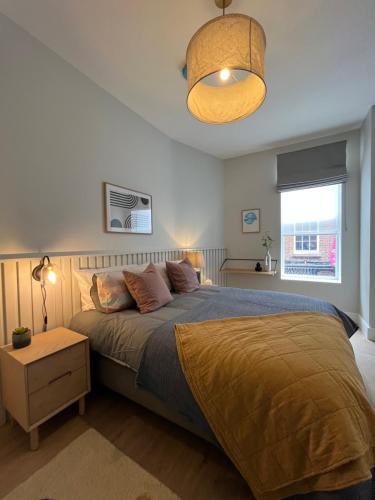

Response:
(48, 371), (72, 385)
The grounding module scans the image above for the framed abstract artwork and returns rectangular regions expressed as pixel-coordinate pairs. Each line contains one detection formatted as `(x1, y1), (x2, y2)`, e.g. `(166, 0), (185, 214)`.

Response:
(104, 182), (153, 234)
(242, 208), (260, 233)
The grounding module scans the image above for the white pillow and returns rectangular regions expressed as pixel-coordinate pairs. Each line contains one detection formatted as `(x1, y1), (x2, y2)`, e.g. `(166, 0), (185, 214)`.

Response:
(153, 262), (173, 290)
(73, 262), (173, 311)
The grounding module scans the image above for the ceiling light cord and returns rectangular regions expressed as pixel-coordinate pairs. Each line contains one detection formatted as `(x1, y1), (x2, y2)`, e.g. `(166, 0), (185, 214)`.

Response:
(215, 0), (231, 16)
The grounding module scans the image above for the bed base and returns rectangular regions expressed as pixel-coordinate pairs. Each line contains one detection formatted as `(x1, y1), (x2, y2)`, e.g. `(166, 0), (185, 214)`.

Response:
(93, 353), (216, 446)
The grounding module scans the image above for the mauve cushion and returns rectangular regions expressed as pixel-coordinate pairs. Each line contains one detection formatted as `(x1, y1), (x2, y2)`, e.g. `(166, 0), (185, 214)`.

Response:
(166, 258), (200, 293)
(123, 263), (173, 314)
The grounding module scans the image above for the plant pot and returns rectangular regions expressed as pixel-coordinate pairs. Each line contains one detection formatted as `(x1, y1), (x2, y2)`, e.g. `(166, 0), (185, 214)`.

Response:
(12, 330), (31, 349)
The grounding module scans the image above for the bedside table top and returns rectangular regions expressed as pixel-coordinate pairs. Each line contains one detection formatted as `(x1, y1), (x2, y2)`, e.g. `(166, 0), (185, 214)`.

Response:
(1, 327), (87, 365)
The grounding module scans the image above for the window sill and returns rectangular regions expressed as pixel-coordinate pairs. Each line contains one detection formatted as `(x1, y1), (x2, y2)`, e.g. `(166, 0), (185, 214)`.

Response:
(281, 275), (341, 284)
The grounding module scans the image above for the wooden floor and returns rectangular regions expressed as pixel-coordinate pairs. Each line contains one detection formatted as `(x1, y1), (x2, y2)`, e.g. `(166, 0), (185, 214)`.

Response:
(0, 386), (251, 500)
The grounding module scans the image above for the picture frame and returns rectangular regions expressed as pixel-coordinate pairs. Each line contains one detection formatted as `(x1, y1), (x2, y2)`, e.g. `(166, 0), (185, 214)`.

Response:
(104, 182), (153, 234)
(242, 208), (260, 233)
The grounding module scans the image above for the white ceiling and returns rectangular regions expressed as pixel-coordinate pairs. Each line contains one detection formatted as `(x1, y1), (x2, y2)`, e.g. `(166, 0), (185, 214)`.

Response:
(1, 0), (375, 159)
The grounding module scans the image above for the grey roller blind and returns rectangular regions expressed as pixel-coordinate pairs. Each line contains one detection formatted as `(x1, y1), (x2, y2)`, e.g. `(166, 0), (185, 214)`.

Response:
(277, 141), (347, 192)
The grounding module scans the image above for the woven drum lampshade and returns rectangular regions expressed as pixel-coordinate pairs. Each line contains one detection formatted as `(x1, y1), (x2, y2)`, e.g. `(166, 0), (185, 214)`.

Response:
(186, 14), (266, 124)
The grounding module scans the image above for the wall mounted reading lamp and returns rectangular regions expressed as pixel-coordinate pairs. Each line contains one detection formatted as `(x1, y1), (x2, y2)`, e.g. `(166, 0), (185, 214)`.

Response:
(31, 256), (60, 332)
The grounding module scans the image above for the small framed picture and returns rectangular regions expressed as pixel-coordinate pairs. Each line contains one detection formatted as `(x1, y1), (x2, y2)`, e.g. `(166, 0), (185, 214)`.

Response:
(242, 209), (260, 233)
(104, 182), (152, 234)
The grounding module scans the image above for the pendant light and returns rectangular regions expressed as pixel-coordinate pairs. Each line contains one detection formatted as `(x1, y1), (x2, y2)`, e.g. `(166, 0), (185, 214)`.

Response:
(186, 0), (266, 125)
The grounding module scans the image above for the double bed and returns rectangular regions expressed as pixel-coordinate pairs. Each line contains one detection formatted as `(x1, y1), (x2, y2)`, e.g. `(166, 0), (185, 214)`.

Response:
(70, 285), (375, 500)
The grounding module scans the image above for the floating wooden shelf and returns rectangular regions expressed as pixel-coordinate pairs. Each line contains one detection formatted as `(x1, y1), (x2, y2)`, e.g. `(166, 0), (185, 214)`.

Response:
(220, 268), (277, 276)
(219, 258), (278, 277)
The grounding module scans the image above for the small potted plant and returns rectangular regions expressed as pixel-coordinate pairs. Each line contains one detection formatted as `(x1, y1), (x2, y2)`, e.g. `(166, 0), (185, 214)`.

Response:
(262, 232), (274, 272)
(12, 326), (31, 349)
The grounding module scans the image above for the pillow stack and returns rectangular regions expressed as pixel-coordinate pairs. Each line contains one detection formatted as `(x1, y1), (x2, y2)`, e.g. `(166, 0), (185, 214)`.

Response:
(74, 257), (200, 315)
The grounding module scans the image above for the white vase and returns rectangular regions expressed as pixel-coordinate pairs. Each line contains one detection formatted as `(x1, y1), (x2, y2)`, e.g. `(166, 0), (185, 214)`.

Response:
(264, 250), (272, 272)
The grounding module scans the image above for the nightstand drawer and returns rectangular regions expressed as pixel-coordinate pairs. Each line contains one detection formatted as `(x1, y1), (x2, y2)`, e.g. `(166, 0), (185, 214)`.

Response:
(28, 342), (86, 394)
(29, 366), (87, 424)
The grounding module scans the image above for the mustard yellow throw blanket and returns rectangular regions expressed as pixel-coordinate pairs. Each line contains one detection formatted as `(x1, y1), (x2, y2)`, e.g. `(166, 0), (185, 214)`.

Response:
(175, 312), (375, 500)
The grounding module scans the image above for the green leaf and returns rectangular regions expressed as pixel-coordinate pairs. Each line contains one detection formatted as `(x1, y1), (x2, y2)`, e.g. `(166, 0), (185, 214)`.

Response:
(13, 326), (29, 335)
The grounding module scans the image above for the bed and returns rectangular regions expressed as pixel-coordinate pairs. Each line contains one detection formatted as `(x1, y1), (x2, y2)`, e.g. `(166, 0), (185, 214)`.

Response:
(70, 286), (375, 499)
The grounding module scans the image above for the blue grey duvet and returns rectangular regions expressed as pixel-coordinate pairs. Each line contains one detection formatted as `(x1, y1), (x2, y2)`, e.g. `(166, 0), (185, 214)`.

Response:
(137, 286), (357, 438)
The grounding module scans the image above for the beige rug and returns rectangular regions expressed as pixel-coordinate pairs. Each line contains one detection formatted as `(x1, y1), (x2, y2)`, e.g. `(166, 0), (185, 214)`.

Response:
(4, 428), (180, 500)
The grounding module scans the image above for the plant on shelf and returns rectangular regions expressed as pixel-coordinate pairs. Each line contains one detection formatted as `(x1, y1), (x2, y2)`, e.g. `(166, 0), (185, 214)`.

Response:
(12, 326), (31, 349)
(262, 232), (274, 272)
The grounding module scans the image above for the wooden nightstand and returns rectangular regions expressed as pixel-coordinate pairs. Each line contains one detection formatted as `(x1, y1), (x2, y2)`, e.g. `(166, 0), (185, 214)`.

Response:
(0, 327), (90, 450)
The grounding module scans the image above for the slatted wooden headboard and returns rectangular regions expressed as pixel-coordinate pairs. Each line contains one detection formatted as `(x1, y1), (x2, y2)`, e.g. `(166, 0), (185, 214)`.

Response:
(0, 248), (227, 346)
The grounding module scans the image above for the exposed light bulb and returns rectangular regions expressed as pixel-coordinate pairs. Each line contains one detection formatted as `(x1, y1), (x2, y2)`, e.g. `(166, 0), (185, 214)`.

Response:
(220, 68), (230, 81)
(47, 267), (57, 284)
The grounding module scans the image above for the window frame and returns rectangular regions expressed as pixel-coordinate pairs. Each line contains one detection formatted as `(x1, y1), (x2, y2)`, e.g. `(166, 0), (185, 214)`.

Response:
(280, 184), (342, 284)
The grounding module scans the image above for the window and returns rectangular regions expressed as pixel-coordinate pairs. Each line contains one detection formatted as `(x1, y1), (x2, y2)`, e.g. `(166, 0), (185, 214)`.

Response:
(294, 222), (319, 253)
(295, 235), (319, 253)
(281, 184), (342, 282)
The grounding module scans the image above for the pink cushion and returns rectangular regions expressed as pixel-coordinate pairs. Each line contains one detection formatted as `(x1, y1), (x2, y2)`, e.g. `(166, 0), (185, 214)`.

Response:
(123, 263), (173, 314)
(166, 258), (200, 293)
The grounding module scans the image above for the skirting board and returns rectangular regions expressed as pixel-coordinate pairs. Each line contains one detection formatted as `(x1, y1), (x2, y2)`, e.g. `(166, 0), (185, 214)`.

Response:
(345, 311), (359, 323)
(357, 315), (375, 341)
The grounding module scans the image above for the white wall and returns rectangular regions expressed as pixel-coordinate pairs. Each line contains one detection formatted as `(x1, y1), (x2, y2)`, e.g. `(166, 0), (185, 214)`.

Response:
(359, 106), (375, 338)
(0, 14), (224, 257)
(224, 131), (360, 314)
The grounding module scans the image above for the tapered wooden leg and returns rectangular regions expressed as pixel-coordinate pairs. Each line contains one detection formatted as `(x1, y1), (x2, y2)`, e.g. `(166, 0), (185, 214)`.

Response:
(78, 396), (85, 416)
(30, 427), (39, 451)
